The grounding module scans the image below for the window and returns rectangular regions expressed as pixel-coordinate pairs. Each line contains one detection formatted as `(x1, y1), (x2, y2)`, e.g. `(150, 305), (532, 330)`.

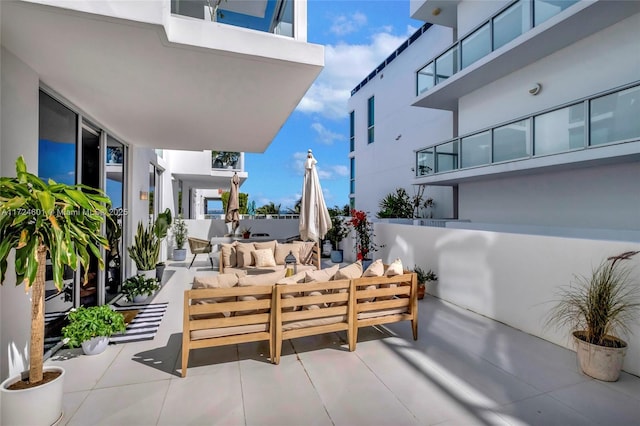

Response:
(493, 0), (531, 51)
(534, 0), (578, 26)
(417, 62), (434, 95)
(416, 148), (434, 176)
(38, 91), (78, 184)
(534, 104), (585, 156)
(367, 97), (375, 143)
(461, 131), (491, 168)
(461, 23), (491, 69)
(436, 141), (459, 173)
(590, 86), (640, 146)
(435, 46), (458, 84)
(349, 111), (355, 152)
(350, 157), (355, 194)
(493, 119), (530, 162)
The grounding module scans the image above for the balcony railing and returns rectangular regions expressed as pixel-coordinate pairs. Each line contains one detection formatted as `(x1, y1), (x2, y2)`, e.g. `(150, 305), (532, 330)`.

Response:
(415, 83), (640, 177)
(171, 0), (294, 37)
(416, 0), (579, 96)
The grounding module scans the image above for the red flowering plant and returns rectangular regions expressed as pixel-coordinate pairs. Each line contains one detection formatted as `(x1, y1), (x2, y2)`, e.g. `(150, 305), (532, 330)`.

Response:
(349, 209), (383, 260)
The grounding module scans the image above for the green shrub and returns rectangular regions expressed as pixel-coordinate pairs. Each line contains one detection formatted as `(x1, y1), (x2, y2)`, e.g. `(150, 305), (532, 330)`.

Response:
(62, 305), (126, 348)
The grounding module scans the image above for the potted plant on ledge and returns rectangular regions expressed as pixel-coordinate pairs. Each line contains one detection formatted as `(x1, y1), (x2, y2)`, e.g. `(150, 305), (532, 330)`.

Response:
(172, 214), (188, 261)
(413, 266), (438, 300)
(0, 156), (110, 426)
(326, 205), (350, 263)
(546, 251), (640, 381)
(62, 305), (126, 355)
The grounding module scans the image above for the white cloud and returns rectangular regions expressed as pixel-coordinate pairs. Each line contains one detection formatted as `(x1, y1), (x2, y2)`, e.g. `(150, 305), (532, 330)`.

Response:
(311, 122), (346, 145)
(297, 30), (411, 120)
(330, 12), (367, 36)
(290, 151), (347, 181)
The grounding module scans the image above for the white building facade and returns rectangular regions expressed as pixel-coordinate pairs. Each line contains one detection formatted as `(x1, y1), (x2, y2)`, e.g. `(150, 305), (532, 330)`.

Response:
(0, 0), (323, 380)
(350, 0), (640, 375)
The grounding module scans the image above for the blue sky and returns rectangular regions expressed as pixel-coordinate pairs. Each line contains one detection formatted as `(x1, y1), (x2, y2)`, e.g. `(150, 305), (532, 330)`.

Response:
(241, 0), (423, 212)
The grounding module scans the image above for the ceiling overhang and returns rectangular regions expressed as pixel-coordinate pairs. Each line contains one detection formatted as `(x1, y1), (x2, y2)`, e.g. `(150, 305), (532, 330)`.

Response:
(1, 1), (324, 153)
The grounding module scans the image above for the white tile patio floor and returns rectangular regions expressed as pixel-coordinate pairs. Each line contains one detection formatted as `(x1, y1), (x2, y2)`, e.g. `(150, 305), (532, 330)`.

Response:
(47, 259), (640, 425)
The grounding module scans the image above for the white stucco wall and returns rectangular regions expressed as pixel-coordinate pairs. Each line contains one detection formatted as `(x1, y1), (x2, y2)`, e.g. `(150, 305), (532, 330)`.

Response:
(0, 47), (40, 380)
(457, 0), (509, 37)
(348, 24), (454, 216)
(458, 12), (640, 134)
(458, 162), (640, 230)
(376, 222), (640, 377)
(28, 0), (164, 25)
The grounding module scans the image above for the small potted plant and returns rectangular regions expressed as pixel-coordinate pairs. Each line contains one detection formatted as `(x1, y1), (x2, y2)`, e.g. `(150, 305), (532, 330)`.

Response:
(128, 221), (159, 279)
(326, 205), (350, 263)
(172, 214), (188, 261)
(546, 251), (640, 381)
(122, 275), (160, 303)
(413, 265), (438, 300)
(62, 305), (126, 355)
(240, 226), (251, 239)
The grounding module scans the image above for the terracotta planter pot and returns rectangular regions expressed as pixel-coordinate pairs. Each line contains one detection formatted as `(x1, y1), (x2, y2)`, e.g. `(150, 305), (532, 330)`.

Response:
(573, 331), (627, 382)
(417, 284), (426, 300)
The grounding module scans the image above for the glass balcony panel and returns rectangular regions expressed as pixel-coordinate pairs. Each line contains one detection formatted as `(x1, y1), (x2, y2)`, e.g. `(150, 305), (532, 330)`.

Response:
(461, 131), (491, 168)
(416, 149), (434, 176)
(493, 0), (531, 50)
(493, 119), (531, 162)
(534, 0), (579, 26)
(534, 104), (585, 156)
(435, 141), (459, 173)
(590, 86), (640, 146)
(417, 62), (435, 95)
(461, 23), (491, 69)
(435, 46), (458, 84)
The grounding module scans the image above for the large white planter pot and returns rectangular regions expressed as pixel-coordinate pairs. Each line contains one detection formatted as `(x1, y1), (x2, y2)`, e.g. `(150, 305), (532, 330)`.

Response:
(173, 248), (187, 261)
(573, 331), (627, 382)
(1, 366), (65, 426)
(81, 336), (109, 355)
(133, 294), (148, 303)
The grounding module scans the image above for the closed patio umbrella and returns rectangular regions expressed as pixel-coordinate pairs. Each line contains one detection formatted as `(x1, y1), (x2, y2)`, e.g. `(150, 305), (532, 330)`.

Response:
(225, 172), (240, 234)
(299, 149), (331, 242)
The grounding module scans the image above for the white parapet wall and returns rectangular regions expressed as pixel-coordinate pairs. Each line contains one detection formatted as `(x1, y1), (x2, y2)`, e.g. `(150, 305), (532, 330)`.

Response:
(375, 222), (640, 377)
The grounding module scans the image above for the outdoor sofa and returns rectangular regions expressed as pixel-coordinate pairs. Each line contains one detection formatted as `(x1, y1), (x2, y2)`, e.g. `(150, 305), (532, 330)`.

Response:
(182, 259), (418, 376)
(219, 239), (320, 275)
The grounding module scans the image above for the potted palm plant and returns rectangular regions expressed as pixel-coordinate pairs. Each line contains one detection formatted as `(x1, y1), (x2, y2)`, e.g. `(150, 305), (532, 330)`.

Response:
(128, 221), (159, 279)
(546, 251), (640, 381)
(62, 305), (126, 355)
(172, 214), (188, 261)
(0, 156), (110, 426)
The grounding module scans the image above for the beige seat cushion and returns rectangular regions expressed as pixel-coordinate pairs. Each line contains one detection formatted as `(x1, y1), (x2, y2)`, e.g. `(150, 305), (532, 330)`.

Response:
(293, 241), (316, 265)
(334, 261), (363, 280)
(237, 269), (287, 314)
(253, 240), (277, 254)
(282, 315), (347, 331)
(275, 243), (301, 265)
(236, 243), (256, 268)
(379, 258), (403, 300)
(253, 249), (277, 267)
(220, 243), (237, 268)
(363, 259), (384, 277)
(191, 273), (239, 318)
(357, 307), (408, 320)
(301, 265), (340, 310)
(190, 323), (268, 340)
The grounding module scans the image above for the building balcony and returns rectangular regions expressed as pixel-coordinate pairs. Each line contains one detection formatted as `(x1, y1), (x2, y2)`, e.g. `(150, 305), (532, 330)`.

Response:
(2, 0), (323, 153)
(410, 0), (460, 28)
(413, 0), (640, 111)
